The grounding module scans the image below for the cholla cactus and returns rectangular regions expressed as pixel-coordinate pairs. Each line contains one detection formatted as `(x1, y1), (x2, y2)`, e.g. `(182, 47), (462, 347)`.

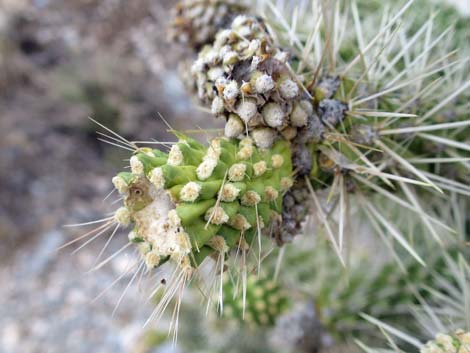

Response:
(109, 134), (293, 320)
(176, 0), (470, 266)
(67, 0), (470, 346)
(348, 197), (469, 352)
(115, 135), (293, 259)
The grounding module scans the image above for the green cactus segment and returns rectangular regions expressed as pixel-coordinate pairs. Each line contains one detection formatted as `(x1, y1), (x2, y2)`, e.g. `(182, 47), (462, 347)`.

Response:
(222, 275), (289, 327)
(159, 165), (198, 188)
(176, 199), (216, 226)
(116, 172), (136, 185)
(185, 220), (220, 250)
(113, 135), (293, 269)
(135, 151), (168, 175)
(171, 180), (223, 202)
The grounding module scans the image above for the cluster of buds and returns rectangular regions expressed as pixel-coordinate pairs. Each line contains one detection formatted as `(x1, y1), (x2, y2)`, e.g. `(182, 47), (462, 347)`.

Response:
(112, 135), (293, 271)
(421, 331), (470, 353)
(222, 275), (289, 326)
(190, 15), (320, 148)
(170, 0), (248, 49)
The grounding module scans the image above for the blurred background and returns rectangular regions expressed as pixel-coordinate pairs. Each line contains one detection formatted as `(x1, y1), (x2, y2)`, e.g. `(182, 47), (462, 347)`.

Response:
(0, 1), (468, 353)
(0, 1), (216, 352)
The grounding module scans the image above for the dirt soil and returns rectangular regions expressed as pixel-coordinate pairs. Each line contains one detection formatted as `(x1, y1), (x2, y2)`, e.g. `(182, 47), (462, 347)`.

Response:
(0, 1), (220, 352)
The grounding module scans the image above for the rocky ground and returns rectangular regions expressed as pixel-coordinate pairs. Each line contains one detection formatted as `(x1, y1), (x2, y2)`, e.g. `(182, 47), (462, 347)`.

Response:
(0, 1), (219, 352)
(1, 231), (154, 353)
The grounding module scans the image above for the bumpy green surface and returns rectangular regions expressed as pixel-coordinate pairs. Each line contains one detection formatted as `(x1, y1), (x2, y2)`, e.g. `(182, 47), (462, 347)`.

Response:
(222, 275), (289, 326)
(113, 135), (293, 268)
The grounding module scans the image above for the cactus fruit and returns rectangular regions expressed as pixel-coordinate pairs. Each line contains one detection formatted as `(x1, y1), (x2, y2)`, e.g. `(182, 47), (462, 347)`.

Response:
(421, 330), (470, 353)
(189, 14), (316, 148)
(222, 275), (289, 327)
(112, 135), (293, 272)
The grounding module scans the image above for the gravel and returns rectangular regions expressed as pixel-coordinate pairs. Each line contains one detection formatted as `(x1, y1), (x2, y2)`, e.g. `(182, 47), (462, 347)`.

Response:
(0, 230), (156, 353)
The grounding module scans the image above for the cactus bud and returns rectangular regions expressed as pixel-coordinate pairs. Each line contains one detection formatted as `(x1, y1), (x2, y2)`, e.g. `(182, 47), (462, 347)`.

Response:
(271, 154), (284, 169)
(144, 250), (161, 269)
(255, 74), (275, 94)
(279, 78), (299, 100)
(251, 128), (277, 148)
(264, 186), (279, 202)
(241, 191), (261, 206)
(225, 114), (245, 138)
(223, 80), (239, 101)
(211, 96), (225, 115)
(115, 207), (131, 226)
(197, 158), (218, 180)
(150, 167), (165, 190)
(280, 177), (294, 191)
(236, 145), (254, 160)
(112, 176), (129, 194)
(253, 161), (268, 176)
(290, 103), (309, 127)
(220, 183), (242, 202)
(168, 144), (184, 166)
(180, 182), (202, 202)
(262, 102), (285, 128)
(205, 206), (229, 225)
(236, 98), (258, 123)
